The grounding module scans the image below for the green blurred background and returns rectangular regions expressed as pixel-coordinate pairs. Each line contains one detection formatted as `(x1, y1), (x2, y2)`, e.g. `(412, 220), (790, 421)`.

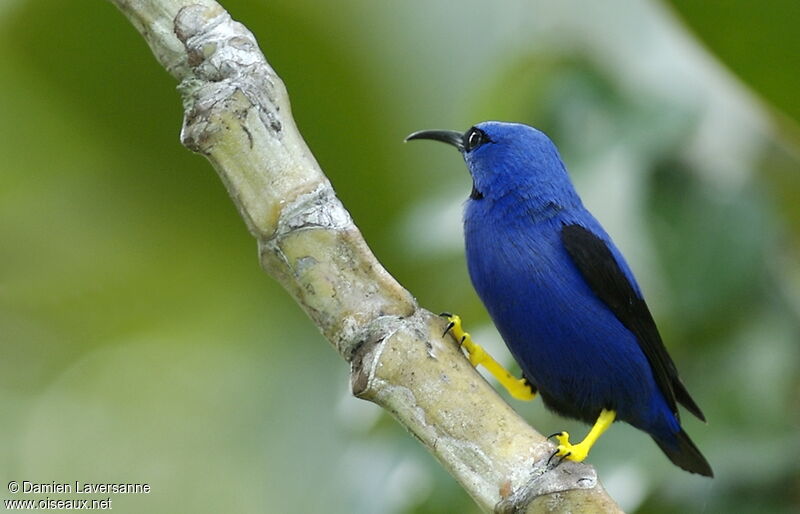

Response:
(1, 1), (798, 512)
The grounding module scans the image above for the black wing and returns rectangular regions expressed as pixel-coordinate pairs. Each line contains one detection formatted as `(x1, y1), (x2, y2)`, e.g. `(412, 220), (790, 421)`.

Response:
(561, 224), (705, 421)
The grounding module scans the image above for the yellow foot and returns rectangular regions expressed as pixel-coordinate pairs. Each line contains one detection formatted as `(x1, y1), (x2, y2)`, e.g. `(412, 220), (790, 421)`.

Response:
(441, 313), (536, 401)
(548, 409), (616, 464)
(551, 432), (591, 462)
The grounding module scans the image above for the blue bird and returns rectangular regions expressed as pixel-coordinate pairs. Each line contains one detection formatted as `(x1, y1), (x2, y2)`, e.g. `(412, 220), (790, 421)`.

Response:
(406, 121), (712, 476)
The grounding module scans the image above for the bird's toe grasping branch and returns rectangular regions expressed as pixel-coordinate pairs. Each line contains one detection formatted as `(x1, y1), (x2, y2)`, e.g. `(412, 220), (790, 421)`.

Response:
(441, 313), (536, 402)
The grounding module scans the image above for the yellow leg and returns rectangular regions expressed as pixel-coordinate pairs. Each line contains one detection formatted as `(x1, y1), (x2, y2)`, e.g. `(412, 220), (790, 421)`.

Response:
(551, 409), (616, 462)
(441, 313), (536, 401)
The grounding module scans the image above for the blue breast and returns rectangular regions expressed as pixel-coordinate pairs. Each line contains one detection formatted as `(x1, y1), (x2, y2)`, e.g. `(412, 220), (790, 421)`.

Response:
(464, 200), (678, 435)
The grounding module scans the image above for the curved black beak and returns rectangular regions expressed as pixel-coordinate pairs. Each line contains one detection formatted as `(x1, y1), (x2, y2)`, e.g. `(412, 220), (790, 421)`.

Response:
(405, 129), (464, 151)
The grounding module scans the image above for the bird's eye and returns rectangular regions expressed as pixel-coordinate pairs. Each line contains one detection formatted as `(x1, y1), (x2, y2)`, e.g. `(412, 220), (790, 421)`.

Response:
(464, 127), (490, 152)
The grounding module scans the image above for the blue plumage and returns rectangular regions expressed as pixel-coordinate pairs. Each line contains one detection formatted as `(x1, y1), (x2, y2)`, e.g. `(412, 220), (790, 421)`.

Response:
(407, 121), (712, 476)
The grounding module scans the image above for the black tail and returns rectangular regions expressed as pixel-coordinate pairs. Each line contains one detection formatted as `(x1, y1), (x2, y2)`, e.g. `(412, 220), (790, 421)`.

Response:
(673, 376), (706, 422)
(653, 430), (713, 477)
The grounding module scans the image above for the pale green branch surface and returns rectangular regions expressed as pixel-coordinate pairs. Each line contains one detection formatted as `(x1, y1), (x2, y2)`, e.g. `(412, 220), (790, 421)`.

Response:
(108, 1), (623, 512)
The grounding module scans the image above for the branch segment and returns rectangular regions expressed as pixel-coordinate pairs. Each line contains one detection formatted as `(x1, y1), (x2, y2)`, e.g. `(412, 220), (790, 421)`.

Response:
(352, 310), (607, 512)
(109, 0), (623, 512)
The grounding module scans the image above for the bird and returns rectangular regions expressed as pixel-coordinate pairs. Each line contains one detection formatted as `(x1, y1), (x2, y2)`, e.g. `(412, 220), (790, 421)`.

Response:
(405, 121), (712, 476)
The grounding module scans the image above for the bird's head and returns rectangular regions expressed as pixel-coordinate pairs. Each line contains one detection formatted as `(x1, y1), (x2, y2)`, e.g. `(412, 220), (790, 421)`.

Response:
(406, 121), (579, 212)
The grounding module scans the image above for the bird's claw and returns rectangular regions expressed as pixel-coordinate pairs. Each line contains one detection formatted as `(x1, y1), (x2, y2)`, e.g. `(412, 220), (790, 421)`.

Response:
(548, 431), (589, 463)
(547, 448), (571, 467)
(440, 312), (536, 401)
(442, 321), (456, 337)
(439, 312), (455, 336)
(440, 313), (464, 341)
